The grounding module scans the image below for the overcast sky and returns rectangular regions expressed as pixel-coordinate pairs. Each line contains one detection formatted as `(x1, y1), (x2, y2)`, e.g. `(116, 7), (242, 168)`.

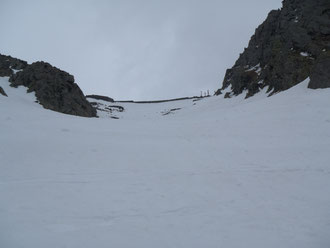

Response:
(0, 0), (281, 100)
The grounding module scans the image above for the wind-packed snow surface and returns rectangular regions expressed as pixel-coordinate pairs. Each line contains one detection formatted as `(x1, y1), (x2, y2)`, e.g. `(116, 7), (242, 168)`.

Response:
(1, 77), (330, 248)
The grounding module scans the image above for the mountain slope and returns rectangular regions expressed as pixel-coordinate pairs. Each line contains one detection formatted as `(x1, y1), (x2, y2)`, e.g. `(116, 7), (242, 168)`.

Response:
(0, 54), (96, 117)
(216, 0), (330, 98)
(1, 76), (330, 248)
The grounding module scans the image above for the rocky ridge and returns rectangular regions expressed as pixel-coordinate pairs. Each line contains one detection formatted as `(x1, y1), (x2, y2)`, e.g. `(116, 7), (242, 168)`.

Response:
(0, 54), (96, 117)
(215, 0), (330, 98)
(0, 54), (27, 77)
(86, 94), (114, 103)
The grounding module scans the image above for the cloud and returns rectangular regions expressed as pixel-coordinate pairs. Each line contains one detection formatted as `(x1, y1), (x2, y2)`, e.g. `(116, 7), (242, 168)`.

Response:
(0, 0), (282, 100)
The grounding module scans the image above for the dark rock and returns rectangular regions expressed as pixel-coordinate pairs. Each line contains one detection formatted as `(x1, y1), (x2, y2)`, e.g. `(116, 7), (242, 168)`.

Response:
(216, 0), (330, 98)
(224, 92), (231, 99)
(309, 53), (330, 89)
(86, 94), (114, 102)
(9, 61), (96, 117)
(214, 89), (222, 95)
(162, 108), (181, 116)
(91, 101), (125, 117)
(0, 67), (12, 77)
(0, 54), (28, 77)
(106, 105), (124, 112)
(0, 86), (8, 97)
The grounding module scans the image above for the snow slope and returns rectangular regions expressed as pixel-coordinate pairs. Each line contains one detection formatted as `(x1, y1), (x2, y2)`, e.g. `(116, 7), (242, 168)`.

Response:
(1, 77), (330, 248)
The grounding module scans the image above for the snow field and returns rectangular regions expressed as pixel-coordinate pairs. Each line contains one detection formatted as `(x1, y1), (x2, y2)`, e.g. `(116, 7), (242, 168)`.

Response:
(1, 77), (330, 247)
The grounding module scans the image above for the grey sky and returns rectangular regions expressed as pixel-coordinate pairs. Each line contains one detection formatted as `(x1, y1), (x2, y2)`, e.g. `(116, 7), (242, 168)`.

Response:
(0, 0), (281, 100)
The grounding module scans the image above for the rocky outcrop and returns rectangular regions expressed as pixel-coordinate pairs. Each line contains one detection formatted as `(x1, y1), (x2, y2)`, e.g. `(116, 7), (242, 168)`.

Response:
(9, 61), (97, 117)
(216, 0), (330, 98)
(0, 54), (28, 77)
(86, 94), (114, 102)
(0, 86), (8, 97)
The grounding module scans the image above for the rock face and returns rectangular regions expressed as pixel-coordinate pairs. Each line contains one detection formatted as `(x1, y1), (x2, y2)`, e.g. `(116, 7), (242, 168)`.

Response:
(215, 0), (330, 98)
(309, 56), (330, 89)
(9, 61), (97, 117)
(0, 54), (28, 77)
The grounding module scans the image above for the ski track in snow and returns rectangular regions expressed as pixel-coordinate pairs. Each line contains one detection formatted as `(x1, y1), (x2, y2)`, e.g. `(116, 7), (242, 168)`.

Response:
(1, 77), (330, 248)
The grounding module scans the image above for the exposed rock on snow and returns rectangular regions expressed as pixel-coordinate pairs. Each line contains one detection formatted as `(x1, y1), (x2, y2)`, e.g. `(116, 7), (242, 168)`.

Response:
(89, 99), (124, 119)
(9, 61), (97, 117)
(0, 86), (7, 97)
(216, 0), (330, 98)
(161, 108), (181, 116)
